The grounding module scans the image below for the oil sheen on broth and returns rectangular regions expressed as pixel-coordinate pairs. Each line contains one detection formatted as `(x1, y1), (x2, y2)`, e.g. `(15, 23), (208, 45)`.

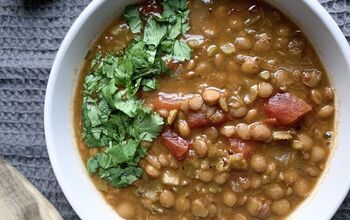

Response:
(74, 0), (335, 219)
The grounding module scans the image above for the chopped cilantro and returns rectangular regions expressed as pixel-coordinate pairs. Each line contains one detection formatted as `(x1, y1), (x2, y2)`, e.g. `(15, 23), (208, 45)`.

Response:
(141, 77), (158, 91)
(128, 110), (164, 142)
(82, 0), (191, 187)
(114, 98), (143, 118)
(164, 0), (188, 12)
(123, 5), (142, 34)
(106, 140), (139, 165)
(167, 17), (183, 39)
(143, 18), (168, 47)
(172, 39), (191, 61)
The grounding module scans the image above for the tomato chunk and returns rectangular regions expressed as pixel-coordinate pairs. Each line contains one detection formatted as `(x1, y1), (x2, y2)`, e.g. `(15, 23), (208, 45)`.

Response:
(161, 130), (189, 160)
(139, 0), (162, 17)
(187, 111), (228, 128)
(150, 95), (183, 110)
(186, 112), (212, 128)
(264, 93), (312, 126)
(227, 138), (255, 159)
(166, 60), (181, 72)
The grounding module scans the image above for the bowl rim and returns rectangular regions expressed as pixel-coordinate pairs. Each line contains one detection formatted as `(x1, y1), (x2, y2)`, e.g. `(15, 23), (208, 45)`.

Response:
(44, 0), (350, 219)
(45, 1), (107, 219)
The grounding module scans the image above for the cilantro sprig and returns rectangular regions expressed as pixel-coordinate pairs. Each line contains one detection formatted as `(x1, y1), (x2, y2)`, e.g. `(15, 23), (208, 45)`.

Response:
(83, 0), (191, 187)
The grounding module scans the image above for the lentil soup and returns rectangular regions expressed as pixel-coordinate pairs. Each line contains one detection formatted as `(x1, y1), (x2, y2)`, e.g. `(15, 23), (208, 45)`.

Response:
(74, 0), (335, 219)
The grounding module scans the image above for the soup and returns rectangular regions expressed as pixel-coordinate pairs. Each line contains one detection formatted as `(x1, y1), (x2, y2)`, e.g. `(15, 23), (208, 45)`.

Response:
(74, 0), (335, 219)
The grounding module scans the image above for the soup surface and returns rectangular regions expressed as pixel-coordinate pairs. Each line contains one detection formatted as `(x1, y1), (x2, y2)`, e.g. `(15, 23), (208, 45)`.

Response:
(74, 0), (335, 219)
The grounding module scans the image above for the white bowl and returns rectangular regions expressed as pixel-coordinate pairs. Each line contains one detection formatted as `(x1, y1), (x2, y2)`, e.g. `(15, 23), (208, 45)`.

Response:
(44, 0), (350, 219)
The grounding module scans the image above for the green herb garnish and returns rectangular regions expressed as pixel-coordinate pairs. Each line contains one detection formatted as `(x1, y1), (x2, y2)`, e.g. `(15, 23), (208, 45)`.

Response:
(83, 0), (191, 187)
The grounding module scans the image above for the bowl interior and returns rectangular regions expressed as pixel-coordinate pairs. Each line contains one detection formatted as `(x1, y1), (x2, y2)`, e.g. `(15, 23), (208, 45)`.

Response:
(45, 0), (350, 219)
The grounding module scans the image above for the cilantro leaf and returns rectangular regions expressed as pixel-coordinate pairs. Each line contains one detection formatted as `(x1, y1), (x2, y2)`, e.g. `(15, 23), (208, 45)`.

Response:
(159, 39), (174, 54)
(87, 144), (147, 187)
(129, 110), (164, 142)
(141, 77), (158, 91)
(181, 17), (190, 34)
(83, 75), (102, 95)
(125, 41), (157, 74)
(128, 145), (147, 166)
(91, 52), (102, 68)
(86, 105), (100, 127)
(171, 40), (191, 61)
(162, 3), (177, 21)
(114, 58), (133, 87)
(102, 79), (117, 106)
(114, 98), (143, 118)
(104, 166), (143, 187)
(108, 113), (129, 141)
(106, 140), (139, 164)
(167, 17), (182, 39)
(124, 5), (142, 34)
(143, 18), (167, 47)
(82, 126), (111, 147)
(87, 157), (99, 174)
(83, 97), (111, 128)
(165, 0), (188, 12)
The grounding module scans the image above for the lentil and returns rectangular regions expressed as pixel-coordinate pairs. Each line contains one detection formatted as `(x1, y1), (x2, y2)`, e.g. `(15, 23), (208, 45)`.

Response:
(219, 125), (236, 138)
(250, 123), (272, 142)
(203, 89), (221, 105)
(191, 199), (208, 218)
(116, 203), (136, 219)
(189, 95), (204, 111)
(318, 105), (334, 119)
(271, 199), (291, 215)
(175, 197), (190, 212)
(251, 154), (268, 173)
(258, 82), (274, 98)
(160, 190), (176, 208)
(223, 190), (238, 207)
(192, 139), (208, 158)
(241, 58), (260, 75)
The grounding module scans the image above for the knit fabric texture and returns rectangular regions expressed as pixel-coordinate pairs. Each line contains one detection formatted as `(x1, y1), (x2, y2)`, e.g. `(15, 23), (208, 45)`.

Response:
(0, 0), (349, 219)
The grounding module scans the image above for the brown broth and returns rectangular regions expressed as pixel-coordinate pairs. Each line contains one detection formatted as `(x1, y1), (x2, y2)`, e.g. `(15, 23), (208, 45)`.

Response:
(74, 0), (335, 219)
